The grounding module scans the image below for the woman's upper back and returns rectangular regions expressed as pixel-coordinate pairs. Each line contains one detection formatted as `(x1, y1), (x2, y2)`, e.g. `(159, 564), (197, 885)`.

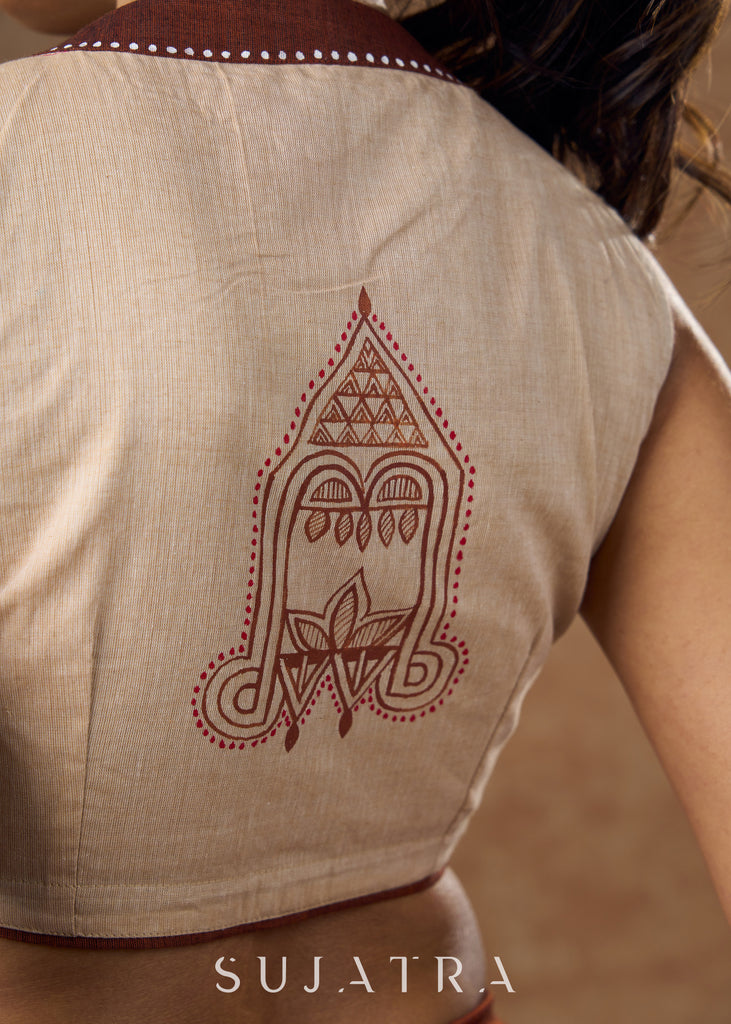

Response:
(0, 0), (678, 945)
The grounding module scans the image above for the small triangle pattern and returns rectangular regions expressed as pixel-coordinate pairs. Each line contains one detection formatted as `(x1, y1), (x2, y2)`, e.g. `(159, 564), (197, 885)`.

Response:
(310, 338), (428, 448)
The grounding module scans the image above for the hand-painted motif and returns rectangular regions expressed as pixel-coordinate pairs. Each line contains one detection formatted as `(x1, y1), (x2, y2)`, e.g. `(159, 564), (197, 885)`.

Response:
(192, 288), (474, 750)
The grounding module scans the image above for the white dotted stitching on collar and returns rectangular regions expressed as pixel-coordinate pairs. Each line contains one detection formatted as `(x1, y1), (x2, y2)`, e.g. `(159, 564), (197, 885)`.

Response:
(46, 41), (459, 81)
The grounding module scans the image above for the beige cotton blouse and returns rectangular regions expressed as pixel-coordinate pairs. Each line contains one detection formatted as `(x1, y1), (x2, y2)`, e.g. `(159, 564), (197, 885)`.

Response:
(0, 0), (684, 947)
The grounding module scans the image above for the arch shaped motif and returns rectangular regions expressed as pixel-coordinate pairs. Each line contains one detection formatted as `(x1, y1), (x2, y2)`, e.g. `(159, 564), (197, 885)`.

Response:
(194, 289), (470, 751)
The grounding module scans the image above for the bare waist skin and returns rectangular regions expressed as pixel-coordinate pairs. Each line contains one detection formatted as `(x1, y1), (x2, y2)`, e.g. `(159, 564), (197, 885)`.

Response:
(0, 868), (487, 1024)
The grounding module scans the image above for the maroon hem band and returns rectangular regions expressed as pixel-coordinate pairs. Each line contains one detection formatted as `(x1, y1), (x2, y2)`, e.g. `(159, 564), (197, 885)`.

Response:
(36, 0), (459, 84)
(0, 867), (445, 949)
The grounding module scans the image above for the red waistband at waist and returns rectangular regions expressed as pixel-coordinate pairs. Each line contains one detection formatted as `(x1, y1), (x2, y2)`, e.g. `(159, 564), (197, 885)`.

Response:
(450, 990), (502, 1024)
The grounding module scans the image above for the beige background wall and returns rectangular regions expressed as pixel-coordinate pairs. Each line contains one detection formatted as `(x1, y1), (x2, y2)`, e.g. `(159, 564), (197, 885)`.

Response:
(2, 9), (730, 1021)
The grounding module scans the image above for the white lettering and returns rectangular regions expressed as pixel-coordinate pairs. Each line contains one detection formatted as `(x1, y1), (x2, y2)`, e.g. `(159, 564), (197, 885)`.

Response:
(490, 956), (515, 993)
(258, 956), (287, 993)
(390, 956), (409, 992)
(435, 956), (463, 993)
(303, 956), (322, 993)
(348, 956), (375, 992)
(214, 956), (241, 993)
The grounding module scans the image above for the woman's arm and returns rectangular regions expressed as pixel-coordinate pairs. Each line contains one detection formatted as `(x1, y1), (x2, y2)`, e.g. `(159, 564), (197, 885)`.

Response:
(581, 313), (731, 924)
(0, 0), (113, 34)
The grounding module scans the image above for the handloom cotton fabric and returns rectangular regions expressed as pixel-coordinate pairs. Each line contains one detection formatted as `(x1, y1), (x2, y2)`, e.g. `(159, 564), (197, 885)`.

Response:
(0, 0), (688, 944)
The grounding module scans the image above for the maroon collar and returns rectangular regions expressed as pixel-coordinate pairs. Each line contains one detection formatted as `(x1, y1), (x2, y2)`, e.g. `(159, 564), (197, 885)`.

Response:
(40, 0), (457, 83)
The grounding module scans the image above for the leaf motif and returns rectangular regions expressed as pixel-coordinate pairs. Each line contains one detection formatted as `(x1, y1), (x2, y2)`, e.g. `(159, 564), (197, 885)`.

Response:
(358, 286), (372, 317)
(339, 707), (353, 738)
(293, 617), (329, 652)
(329, 585), (358, 649)
(304, 509), (330, 543)
(285, 722), (300, 752)
(378, 509), (395, 547)
(399, 507), (419, 544)
(334, 511), (354, 546)
(351, 613), (406, 649)
(356, 512), (372, 552)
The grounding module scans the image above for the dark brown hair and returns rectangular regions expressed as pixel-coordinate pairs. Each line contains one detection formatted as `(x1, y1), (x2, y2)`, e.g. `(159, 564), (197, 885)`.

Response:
(403, 0), (731, 237)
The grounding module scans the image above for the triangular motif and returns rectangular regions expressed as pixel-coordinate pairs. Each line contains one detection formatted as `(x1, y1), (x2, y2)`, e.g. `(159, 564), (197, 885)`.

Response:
(365, 397), (383, 419)
(309, 333), (430, 450)
(363, 375), (384, 397)
(340, 651), (368, 698)
(321, 398), (347, 423)
(407, 426), (428, 447)
(354, 423), (371, 442)
(362, 427), (382, 446)
(353, 341), (377, 371)
(338, 395), (360, 417)
(336, 424), (360, 446)
(399, 408), (417, 428)
(311, 425), (335, 445)
(338, 373), (360, 397)
(385, 426), (408, 446)
(351, 399), (372, 424)
(280, 653), (326, 702)
(375, 402), (397, 425)
(391, 400), (405, 422)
